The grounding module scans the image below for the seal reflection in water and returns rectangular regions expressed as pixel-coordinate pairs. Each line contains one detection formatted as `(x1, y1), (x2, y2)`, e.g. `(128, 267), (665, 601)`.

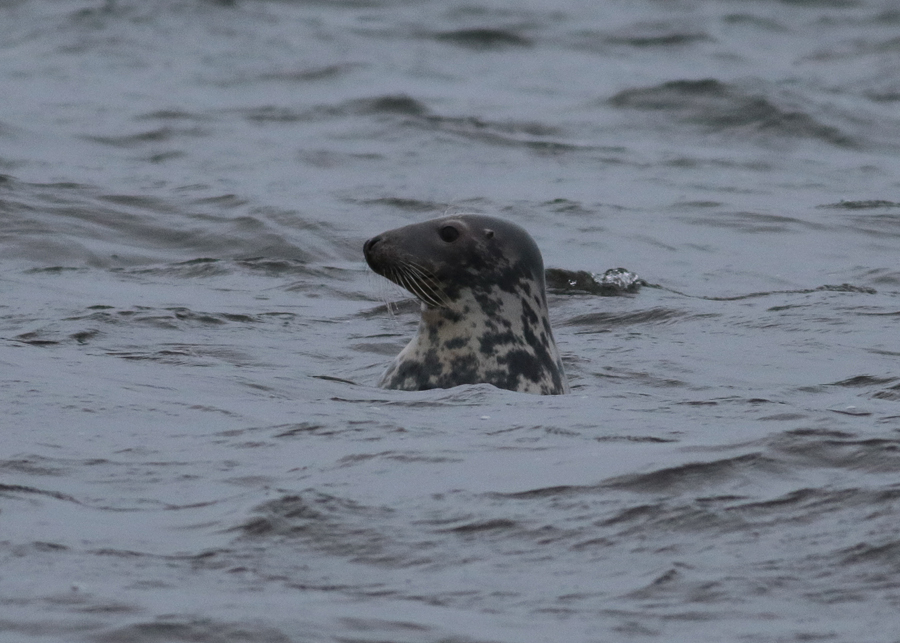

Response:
(364, 215), (569, 395)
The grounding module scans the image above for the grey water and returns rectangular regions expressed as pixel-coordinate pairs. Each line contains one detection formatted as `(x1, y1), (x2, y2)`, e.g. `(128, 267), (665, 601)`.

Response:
(2, 0), (900, 641)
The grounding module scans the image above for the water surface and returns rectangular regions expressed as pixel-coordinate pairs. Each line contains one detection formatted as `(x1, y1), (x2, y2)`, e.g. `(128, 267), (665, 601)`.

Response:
(2, 1), (900, 641)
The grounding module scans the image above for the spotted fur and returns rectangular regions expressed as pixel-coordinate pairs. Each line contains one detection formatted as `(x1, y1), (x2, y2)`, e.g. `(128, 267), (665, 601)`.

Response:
(363, 215), (569, 395)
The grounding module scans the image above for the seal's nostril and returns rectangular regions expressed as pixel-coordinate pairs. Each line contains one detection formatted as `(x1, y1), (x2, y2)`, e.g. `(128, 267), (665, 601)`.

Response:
(363, 236), (381, 255)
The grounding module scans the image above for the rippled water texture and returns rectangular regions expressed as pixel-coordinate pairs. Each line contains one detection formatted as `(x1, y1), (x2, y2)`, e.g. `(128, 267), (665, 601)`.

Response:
(2, 1), (900, 641)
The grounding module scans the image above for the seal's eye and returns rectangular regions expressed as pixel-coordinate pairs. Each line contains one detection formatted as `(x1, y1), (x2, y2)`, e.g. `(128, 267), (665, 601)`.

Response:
(438, 225), (459, 243)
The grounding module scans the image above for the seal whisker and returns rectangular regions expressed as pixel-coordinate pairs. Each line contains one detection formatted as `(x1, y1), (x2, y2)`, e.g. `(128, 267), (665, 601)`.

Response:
(368, 267), (398, 319)
(380, 268), (405, 319)
(403, 261), (451, 308)
(392, 265), (431, 307)
(387, 266), (416, 303)
(412, 274), (450, 309)
(397, 263), (445, 308)
(405, 261), (451, 308)
(390, 266), (414, 296)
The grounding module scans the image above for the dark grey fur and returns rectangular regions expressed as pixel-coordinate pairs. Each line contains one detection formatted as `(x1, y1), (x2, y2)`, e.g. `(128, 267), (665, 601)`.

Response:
(364, 215), (569, 395)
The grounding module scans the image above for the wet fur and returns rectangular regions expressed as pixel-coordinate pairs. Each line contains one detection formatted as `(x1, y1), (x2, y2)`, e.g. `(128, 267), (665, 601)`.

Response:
(364, 215), (569, 395)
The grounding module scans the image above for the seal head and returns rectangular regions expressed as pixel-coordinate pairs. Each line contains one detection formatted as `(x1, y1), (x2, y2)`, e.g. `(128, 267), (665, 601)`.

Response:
(364, 214), (569, 395)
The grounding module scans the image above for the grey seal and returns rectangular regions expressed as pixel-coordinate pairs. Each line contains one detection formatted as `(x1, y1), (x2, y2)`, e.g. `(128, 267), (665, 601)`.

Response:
(363, 214), (569, 395)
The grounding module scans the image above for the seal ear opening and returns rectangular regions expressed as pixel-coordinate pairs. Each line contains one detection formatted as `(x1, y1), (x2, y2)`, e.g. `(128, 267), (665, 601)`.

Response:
(485, 229), (495, 239)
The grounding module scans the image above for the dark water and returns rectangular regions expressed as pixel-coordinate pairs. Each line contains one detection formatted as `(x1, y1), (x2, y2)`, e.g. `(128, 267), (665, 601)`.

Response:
(2, 1), (900, 641)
